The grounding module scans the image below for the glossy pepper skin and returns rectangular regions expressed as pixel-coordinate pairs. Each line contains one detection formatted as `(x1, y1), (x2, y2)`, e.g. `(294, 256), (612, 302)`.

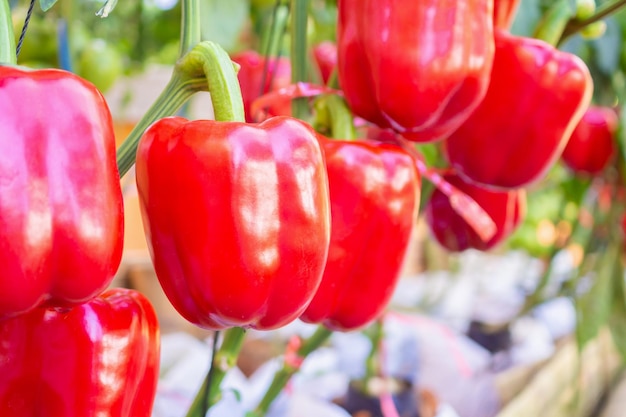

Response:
(425, 173), (526, 252)
(0, 288), (160, 417)
(0, 66), (124, 318)
(300, 138), (420, 331)
(312, 41), (337, 85)
(232, 51), (291, 122)
(136, 116), (331, 330)
(493, 0), (521, 29)
(444, 30), (593, 189)
(561, 106), (617, 176)
(337, 0), (495, 143)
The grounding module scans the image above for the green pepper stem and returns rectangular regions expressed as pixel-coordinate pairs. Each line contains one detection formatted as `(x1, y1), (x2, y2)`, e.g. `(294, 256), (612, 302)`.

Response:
(313, 94), (356, 140)
(115, 73), (205, 177)
(250, 326), (333, 417)
(179, 0), (201, 57)
(185, 327), (247, 417)
(290, 0), (310, 120)
(363, 319), (384, 387)
(0, 0), (16, 65)
(115, 41), (245, 176)
(177, 41), (245, 123)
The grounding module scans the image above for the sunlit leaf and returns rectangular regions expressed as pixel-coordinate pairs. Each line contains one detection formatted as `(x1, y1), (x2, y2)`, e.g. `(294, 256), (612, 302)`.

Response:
(39, 0), (58, 12)
(95, 0), (118, 18)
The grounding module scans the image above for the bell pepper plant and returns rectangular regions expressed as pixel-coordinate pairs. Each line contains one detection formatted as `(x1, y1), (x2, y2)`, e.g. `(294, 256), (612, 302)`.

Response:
(444, 29), (593, 189)
(135, 116), (331, 330)
(561, 105), (618, 176)
(0, 288), (160, 417)
(425, 172), (526, 252)
(3, 0), (626, 416)
(0, 66), (124, 318)
(336, 0), (495, 143)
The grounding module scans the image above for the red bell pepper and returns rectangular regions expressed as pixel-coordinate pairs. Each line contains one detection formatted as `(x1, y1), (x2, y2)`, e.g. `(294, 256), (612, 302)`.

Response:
(561, 106), (617, 176)
(336, 0), (495, 143)
(0, 288), (160, 417)
(135, 116), (331, 330)
(0, 66), (124, 318)
(232, 51), (291, 122)
(425, 172), (526, 252)
(493, 0), (521, 29)
(300, 137), (420, 331)
(444, 30), (593, 189)
(312, 41), (337, 85)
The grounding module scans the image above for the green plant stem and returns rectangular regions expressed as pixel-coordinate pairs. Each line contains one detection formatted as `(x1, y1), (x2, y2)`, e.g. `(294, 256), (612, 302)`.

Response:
(363, 319), (384, 387)
(185, 327), (247, 417)
(560, 0), (626, 43)
(177, 42), (245, 123)
(261, 2), (289, 60)
(533, 0), (574, 46)
(115, 41), (244, 176)
(179, 0), (201, 57)
(115, 73), (204, 177)
(313, 94), (356, 140)
(250, 326), (333, 417)
(0, 0), (16, 65)
(290, 0), (310, 120)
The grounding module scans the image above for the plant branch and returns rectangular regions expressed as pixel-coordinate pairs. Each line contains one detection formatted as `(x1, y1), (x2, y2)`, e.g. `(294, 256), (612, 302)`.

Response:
(560, 0), (626, 43)
(185, 327), (247, 417)
(179, 0), (201, 57)
(290, 0), (310, 120)
(249, 326), (333, 417)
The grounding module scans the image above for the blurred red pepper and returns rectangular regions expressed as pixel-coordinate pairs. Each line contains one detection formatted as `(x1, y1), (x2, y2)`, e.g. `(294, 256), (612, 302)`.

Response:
(444, 30), (593, 189)
(232, 51), (291, 122)
(493, 0), (521, 29)
(312, 41), (337, 85)
(561, 106), (617, 176)
(0, 288), (160, 417)
(337, 0), (495, 143)
(136, 116), (331, 330)
(425, 172), (526, 252)
(300, 137), (420, 331)
(0, 66), (124, 318)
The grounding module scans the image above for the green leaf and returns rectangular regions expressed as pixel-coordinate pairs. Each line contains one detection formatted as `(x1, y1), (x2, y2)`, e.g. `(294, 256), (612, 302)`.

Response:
(223, 388), (243, 403)
(39, 0), (58, 12)
(200, 0), (250, 52)
(96, 0), (119, 18)
(575, 246), (619, 351)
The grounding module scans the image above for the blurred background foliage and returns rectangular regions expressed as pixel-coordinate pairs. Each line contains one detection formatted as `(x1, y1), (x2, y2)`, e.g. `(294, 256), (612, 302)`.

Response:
(10, 0), (338, 91)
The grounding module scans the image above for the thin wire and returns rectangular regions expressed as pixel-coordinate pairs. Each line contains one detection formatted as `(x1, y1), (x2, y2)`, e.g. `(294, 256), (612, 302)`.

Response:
(16, 0), (36, 58)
